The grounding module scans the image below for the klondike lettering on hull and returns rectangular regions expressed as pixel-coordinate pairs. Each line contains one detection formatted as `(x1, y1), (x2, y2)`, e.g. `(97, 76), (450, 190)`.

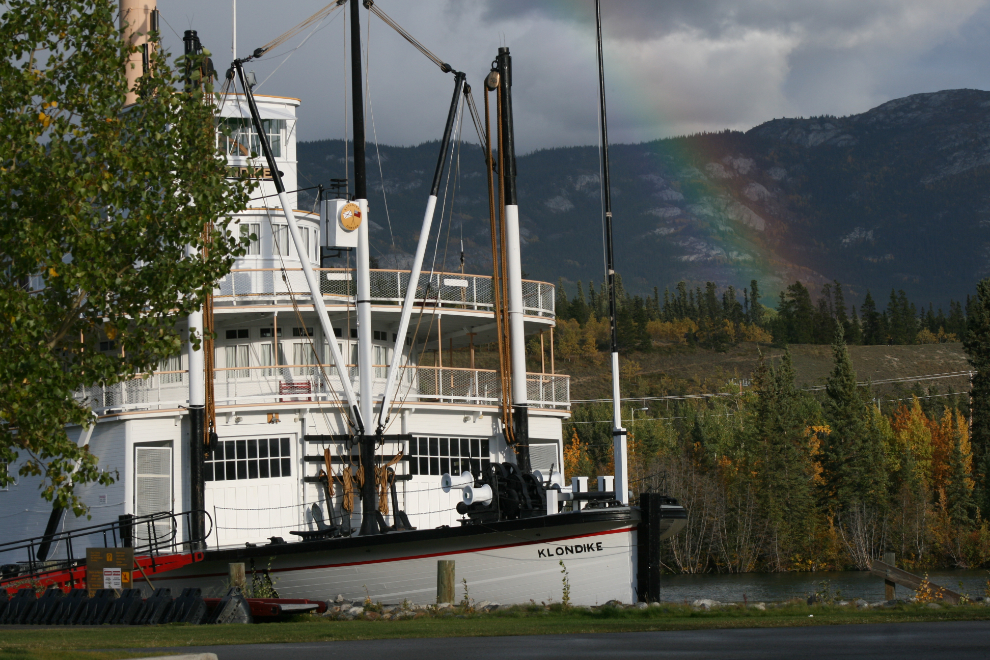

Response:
(537, 541), (604, 558)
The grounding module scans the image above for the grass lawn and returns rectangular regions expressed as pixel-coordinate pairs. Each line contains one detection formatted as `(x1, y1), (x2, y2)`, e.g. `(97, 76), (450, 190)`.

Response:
(2, 601), (989, 660)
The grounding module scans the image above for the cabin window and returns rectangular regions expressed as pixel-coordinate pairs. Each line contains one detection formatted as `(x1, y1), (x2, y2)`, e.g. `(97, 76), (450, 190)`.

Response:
(158, 354), (183, 384)
(292, 327), (314, 338)
(260, 327), (283, 338)
(225, 329), (249, 340)
(99, 340), (116, 352)
(273, 225), (289, 256)
(260, 342), (287, 376)
(297, 227), (310, 262)
(205, 437), (291, 481)
(216, 118), (285, 159)
(407, 436), (490, 477)
(240, 223), (261, 256)
(321, 341), (346, 374)
(373, 330), (387, 341)
(225, 344), (250, 379)
(373, 345), (389, 378)
(292, 343), (317, 376)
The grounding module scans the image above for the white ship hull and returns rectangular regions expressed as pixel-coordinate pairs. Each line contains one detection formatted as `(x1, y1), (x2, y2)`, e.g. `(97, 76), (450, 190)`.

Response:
(154, 510), (644, 606)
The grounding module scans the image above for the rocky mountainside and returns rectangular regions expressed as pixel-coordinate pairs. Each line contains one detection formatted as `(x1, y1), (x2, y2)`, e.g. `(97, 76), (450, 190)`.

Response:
(298, 89), (990, 306)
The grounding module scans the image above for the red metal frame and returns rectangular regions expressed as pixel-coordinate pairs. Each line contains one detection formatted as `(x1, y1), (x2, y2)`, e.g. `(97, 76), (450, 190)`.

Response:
(1, 551), (205, 596)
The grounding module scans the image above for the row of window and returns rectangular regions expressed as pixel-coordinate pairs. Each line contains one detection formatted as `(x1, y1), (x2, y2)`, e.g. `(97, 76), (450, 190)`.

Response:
(204, 438), (292, 482)
(239, 223), (320, 263)
(225, 327), (316, 340)
(407, 437), (492, 477)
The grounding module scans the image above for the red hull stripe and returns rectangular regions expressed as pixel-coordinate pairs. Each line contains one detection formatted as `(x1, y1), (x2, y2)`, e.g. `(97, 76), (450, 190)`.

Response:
(157, 525), (635, 581)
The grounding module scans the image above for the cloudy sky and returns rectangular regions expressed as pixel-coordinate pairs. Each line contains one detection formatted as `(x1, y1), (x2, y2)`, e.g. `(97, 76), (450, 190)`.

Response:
(155, 0), (990, 152)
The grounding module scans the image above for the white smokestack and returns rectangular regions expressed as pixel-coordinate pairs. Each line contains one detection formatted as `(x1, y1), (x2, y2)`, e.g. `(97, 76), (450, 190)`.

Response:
(119, 0), (156, 106)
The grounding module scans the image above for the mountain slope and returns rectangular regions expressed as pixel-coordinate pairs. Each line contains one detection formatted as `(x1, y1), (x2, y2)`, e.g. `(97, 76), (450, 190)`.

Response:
(298, 89), (990, 306)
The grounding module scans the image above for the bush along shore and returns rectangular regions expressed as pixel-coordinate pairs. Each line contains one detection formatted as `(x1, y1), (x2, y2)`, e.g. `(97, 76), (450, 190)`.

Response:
(319, 592), (990, 623)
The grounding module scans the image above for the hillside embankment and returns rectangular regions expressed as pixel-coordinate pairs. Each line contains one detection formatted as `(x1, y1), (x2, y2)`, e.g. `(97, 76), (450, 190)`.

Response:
(443, 342), (970, 403)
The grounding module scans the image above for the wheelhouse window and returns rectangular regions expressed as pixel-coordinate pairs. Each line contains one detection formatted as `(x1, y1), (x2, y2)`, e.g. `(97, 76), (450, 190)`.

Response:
(217, 118), (285, 159)
(205, 437), (292, 481)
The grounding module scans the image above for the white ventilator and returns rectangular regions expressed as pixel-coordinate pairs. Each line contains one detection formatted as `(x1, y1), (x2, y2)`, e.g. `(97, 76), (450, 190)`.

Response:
(441, 471), (473, 493)
(462, 484), (493, 506)
(533, 469), (564, 489)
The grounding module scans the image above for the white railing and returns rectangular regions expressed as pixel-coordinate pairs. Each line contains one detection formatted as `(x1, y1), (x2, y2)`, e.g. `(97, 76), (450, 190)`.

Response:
(76, 366), (570, 414)
(214, 269), (556, 318)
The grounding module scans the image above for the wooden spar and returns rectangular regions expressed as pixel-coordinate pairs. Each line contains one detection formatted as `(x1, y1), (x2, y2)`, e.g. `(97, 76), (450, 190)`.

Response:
(869, 559), (963, 605)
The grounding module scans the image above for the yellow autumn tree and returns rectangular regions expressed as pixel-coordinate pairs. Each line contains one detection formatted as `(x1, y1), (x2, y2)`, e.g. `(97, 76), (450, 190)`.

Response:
(891, 397), (934, 488)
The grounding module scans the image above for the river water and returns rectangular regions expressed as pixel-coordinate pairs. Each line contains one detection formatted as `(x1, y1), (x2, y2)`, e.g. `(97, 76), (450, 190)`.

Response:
(656, 569), (990, 604)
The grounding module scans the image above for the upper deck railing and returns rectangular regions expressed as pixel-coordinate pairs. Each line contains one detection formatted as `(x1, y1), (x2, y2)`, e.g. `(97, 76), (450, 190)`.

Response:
(215, 269), (556, 318)
(75, 365), (570, 415)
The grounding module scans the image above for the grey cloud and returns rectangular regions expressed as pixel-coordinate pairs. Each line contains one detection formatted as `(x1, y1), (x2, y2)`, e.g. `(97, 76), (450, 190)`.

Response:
(152, 0), (990, 152)
(480, 0), (977, 43)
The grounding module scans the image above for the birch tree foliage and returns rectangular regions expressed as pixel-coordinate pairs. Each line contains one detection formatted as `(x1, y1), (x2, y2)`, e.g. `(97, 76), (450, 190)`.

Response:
(0, 0), (252, 515)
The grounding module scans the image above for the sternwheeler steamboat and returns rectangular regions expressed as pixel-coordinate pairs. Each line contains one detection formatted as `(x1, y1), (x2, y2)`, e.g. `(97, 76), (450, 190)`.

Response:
(0, 0), (685, 607)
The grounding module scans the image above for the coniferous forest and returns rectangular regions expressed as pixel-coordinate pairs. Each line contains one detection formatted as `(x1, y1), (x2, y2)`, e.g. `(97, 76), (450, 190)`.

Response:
(553, 276), (990, 573)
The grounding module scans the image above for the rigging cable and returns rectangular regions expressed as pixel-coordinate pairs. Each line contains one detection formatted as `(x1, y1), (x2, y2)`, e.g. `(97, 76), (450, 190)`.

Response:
(463, 85), (487, 150)
(483, 80), (512, 443)
(254, 5), (343, 91)
(254, 0), (346, 58)
(495, 81), (515, 444)
(363, 0), (453, 74)
(365, 10), (395, 248)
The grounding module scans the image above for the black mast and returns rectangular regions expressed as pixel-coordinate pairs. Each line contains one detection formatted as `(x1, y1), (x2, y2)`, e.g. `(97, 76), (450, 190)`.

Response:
(350, 0), (367, 201)
(494, 46), (530, 472)
(350, 0), (380, 536)
(596, 0), (626, 502)
(186, 28), (207, 545)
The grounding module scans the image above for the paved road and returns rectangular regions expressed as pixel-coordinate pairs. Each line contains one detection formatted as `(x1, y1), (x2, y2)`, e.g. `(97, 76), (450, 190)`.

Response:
(137, 621), (990, 659)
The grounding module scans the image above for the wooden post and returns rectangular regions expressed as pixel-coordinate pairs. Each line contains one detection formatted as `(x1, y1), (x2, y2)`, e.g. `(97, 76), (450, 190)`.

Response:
(272, 313), (278, 370)
(540, 331), (545, 374)
(467, 332), (476, 369)
(229, 562), (246, 591)
(550, 327), (555, 374)
(884, 552), (896, 601)
(437, 559), (455, 604)
(870, 556), (962, 604)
